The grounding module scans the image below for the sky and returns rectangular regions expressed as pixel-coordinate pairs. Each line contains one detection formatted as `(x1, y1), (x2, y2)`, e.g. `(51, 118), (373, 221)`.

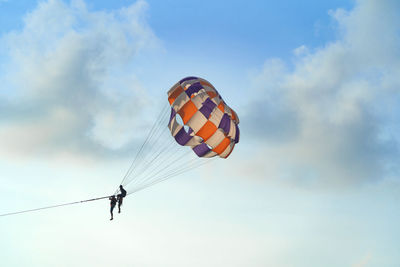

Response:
(0, 0), (399, 266)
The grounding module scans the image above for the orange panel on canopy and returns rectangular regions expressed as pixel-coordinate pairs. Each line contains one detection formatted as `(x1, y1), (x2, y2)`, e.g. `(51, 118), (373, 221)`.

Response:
(178, 100), (198, 124)
(213, 137), (231, 154)
(196, 121), (217, 141)
(217, 102), (225, 112)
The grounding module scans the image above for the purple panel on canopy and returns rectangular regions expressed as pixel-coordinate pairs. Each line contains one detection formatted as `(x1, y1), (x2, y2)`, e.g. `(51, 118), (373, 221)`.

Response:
(193, 143), (211, 157)
(185, 82), (203, 97)
(188, 127), (194, 135)
(234, 124), (240, 143)
(169, 108), (176, 124)
(175, 127), (192, 146)
(179, 76), (198, 84)
(199, 98), (216, 118)
(218, 113), (230, 134)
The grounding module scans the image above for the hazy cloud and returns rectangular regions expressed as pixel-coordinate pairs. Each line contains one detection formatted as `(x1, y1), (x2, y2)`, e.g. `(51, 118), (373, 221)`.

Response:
(351, 252), (372, 267)
(244, 0), (400, 186)
(0, 0), (160, 159)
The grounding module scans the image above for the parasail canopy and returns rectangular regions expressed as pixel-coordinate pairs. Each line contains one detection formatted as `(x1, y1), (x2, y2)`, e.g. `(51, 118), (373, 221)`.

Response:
(168, 76), (240, 158)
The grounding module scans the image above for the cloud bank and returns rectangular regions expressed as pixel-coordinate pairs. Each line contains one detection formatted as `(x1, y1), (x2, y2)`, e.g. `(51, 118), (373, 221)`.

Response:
(0, 0), (159, 159)
(245, 0), (400, 186)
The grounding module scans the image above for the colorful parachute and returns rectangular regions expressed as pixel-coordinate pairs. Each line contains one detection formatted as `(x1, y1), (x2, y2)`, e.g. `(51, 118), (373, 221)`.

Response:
(117, 76), (240, 195)
(167, 77), (240, 158)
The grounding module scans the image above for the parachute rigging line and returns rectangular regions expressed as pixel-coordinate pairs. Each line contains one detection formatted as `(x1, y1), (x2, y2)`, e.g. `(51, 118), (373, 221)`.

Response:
(122, 105), (170, 181)
(0, 195), (111, 218)
(115, 103), (169, 194)
(117, 97), (217, 194)
(127, 157), (217, 195)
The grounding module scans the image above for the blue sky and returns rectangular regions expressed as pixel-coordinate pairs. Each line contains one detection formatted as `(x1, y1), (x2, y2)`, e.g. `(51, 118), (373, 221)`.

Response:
(0, 0), (400, 266)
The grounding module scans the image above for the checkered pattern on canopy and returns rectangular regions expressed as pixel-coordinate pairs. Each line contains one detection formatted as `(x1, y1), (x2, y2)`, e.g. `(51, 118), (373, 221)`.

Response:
(168, 77), (240, 158)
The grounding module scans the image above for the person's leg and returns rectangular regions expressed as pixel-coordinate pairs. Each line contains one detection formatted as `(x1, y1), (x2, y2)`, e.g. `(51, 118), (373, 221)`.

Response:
(110, 206), (114, 220)
(118, 199), (123, 213)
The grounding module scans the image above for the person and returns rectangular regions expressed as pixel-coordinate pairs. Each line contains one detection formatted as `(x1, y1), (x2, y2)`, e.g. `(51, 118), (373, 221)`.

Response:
(109, 195), (117, 220)
(117, 185), (127, 213)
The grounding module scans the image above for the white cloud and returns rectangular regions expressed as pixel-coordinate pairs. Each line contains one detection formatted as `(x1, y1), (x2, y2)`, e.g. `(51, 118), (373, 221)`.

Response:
(293, 45), (309, 57)
(244, 0), (400, 187)
(0, 0), (160, 159)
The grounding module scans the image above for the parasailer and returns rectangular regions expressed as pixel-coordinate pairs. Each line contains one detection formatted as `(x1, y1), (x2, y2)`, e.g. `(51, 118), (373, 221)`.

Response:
(117, 185), (127, 213)
(109, 195), (117, 220)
